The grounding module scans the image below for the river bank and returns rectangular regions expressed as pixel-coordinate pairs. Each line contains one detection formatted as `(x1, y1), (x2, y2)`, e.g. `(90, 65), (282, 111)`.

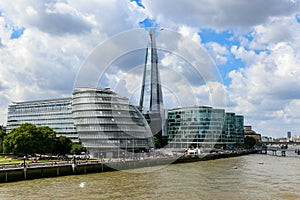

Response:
(0, 149), (256, 183)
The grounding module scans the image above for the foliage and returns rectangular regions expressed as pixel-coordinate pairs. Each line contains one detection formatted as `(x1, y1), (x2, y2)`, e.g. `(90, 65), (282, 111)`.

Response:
(54, 136), (73, 156)
(34, 126), (56, 154)
(236, 141), (244, 148)
(3, 123), (73, 156)
(0, 126), (5, 153)
(71, 143), (87, 155)
(153, 135), (161, 148)
(244, 136), (258, 149)
(3, 123), (37, 156)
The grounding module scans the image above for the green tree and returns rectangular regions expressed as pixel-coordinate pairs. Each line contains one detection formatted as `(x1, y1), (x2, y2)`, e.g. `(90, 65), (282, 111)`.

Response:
(244, 136), (257, 149)
(54, 136), (72, 156)
(153, 136), (161, 148)
(37, 126), (56, 154)
(3, 123), (83, 156)
(0, 126), (5, 153)
(3, 123), (57, 156)
(3, 123), (37, 156)
(71, 143), (87, 155)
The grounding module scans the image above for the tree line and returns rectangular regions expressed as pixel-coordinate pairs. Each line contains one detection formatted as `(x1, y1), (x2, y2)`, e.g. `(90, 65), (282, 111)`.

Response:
(0, 123), (85, 156)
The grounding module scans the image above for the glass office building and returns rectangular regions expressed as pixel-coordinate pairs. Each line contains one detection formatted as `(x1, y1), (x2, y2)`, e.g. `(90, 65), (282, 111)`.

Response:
(167, 106), (244, 149)
(235, 115), (244, 144)
(72, 87), (154, 158)
(221, 113), (244, 147)
(7, 98), (78, 142)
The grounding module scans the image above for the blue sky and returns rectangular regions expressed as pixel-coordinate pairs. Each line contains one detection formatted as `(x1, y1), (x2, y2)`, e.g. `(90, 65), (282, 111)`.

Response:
(10, 26), (25, 39)
(137, 13), (246, 86)
(199, 29), (245, 85)
(0, 0), (300, 138)
(0, 8), (25, 39)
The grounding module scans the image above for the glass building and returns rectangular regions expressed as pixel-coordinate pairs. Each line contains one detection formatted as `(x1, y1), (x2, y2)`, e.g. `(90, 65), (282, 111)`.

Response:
(235, 115), (245, 144)
(167, 106), (244, 149)
(221, 113), (244, 147)
(7, 98), (78, 142)
(72, 87), (154, 158)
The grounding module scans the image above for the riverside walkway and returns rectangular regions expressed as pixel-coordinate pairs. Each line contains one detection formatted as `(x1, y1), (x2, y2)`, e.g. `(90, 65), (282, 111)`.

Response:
(0, 149), (255, 183)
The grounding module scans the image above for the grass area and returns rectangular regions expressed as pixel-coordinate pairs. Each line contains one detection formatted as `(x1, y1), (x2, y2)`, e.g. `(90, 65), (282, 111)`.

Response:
(0, 155), (25, 165)
(0, 154), (97, 166)
(0, 155), (58, 166)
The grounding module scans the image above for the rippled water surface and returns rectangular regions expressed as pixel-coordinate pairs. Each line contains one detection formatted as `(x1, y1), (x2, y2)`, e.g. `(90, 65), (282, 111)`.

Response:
(1, 152), (300, 200)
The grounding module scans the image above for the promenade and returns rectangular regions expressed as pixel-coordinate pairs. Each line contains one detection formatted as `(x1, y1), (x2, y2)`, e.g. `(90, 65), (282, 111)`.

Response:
(0, 149), (255, 183)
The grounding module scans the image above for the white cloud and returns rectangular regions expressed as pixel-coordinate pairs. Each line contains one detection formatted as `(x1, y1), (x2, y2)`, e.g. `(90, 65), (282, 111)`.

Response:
(0, 1), (147, 124)
(142, 0), (299, 31)
(178, 25), (201, 43)
(228, 14), (300, 136)
(205, 42), (229, 65)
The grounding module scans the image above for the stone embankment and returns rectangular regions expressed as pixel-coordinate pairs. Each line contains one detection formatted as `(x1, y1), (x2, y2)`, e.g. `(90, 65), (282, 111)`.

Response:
(0, 149), (256, 183)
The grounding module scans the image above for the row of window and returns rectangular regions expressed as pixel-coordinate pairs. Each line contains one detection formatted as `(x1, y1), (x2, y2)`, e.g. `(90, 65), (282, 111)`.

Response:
(72, 97), (128, 105)
(168, 121), (224, 126)
(72, 105), (136, 113)
(169, 109), (224, 114)
(8, 118), (74, 124)
(73, 91), (116, 98)
(8, 111), (73, 119)
(8, 106), (71, 114)
(9, 102), (71, 109)
(76, 126), (147, 133)
(82, 140), (149, 147)
(168, 114), (225, 119)
(74, 118), (144, 126)
(78, 132), (144, 138)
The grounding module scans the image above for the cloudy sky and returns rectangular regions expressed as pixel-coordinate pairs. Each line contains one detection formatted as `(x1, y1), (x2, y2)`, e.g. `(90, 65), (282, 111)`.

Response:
(0, 0), (299, 138)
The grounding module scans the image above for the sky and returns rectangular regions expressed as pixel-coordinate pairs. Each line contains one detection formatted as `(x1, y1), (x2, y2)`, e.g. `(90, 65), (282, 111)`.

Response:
(0, 0), (300, 138)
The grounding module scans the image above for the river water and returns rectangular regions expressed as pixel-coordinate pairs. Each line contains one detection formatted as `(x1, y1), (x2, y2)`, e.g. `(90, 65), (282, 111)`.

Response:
(0, 150), (299, 200)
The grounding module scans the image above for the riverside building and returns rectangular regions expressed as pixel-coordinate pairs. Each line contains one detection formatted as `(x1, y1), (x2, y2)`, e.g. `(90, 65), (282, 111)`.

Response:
(72, 87), (154, 158)
(6, 88), (155, 158)
(167, 106), (244, 149)
(6, 98), (78, 142)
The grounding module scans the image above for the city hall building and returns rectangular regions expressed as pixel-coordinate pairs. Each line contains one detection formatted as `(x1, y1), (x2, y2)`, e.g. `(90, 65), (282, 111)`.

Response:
(72, 87), (154, 158)
(167, 106), (244, 149)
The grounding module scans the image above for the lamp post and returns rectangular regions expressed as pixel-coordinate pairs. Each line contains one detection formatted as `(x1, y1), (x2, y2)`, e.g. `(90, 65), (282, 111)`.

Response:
(23, 156), (26, 168)
(23, 156), (27, 180)
(100, 153), (103, 171)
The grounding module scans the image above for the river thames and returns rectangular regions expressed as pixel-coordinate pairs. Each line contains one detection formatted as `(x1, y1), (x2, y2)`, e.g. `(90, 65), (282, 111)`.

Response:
(0, 150), (299, 200)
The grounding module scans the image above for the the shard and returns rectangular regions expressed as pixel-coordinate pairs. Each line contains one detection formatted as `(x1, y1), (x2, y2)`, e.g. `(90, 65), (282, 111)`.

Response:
(139, 29), (165, 144)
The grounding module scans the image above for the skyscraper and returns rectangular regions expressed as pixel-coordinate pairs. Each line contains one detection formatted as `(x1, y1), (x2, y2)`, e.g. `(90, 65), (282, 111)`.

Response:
(139, 29), (165, 144)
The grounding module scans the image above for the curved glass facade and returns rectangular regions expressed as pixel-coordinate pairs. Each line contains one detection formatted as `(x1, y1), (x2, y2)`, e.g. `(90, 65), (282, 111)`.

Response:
(72, 87), (154, 158)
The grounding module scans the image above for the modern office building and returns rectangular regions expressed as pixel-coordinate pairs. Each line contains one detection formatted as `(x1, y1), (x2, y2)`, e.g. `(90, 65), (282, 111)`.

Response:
(6, 98), (78, 142)
(235, 115), (244, 144)
(167, 106), (244, 149)
(72, 87), (154, 158)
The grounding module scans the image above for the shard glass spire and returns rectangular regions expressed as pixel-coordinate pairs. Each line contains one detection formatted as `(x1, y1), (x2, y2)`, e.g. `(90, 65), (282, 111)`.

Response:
(139, 29), (165, 139)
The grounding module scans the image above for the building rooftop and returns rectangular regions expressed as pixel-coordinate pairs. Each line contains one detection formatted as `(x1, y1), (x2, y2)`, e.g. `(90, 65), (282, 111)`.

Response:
(10, 97), (72, 105)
